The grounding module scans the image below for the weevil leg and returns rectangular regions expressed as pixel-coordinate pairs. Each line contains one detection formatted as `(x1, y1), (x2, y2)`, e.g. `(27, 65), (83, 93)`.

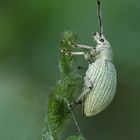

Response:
(67, 41), (97, 62)
(69, 52), (85, 55)
(68, 51), (93, 63)
(82, 95), (86, 115)
(69, 87), (91, 110)
(70, 41), (93, 50)
(61, 45), (96, 63)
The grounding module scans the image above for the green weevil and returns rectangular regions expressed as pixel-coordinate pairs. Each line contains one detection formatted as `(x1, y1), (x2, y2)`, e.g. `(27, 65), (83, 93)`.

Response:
(63, 0), (117, 116)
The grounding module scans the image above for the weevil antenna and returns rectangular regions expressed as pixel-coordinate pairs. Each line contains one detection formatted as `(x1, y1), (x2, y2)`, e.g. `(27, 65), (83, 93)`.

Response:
(67, 102), (82, 135)
(97, 0), (103, 36)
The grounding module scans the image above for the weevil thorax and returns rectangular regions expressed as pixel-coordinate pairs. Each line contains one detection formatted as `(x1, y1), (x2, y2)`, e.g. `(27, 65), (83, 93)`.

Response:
(93, 32), (113, 62)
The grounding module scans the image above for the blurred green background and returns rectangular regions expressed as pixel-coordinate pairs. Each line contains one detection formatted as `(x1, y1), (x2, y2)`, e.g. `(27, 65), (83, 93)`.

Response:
(0, 0), (140, 140)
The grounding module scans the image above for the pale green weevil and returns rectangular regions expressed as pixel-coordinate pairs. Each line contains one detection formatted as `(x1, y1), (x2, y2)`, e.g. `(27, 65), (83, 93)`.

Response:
(65, 0), (117, 116)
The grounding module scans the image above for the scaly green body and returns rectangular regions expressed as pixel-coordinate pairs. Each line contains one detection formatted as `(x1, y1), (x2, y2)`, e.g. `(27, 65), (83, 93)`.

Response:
(83, 32), (117, 116)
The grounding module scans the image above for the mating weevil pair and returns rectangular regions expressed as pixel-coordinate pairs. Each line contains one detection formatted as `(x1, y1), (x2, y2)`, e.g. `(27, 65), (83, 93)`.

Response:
(62, 0), (117, 117)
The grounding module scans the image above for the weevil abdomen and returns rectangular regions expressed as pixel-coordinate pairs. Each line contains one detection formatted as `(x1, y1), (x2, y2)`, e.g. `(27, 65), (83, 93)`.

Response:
(84, 59), (117, 116)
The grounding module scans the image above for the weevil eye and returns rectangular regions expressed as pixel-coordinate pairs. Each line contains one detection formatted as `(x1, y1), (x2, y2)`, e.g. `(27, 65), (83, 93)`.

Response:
(99, 39), (104, 42)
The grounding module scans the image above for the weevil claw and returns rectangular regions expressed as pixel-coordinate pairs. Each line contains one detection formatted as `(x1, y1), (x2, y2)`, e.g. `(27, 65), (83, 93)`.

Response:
(68, 40), (77, 48)
(67, 102), (76, 113)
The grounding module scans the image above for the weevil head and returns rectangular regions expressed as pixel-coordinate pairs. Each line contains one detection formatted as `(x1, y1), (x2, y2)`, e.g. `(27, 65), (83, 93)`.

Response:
(93, 32), (110, 46)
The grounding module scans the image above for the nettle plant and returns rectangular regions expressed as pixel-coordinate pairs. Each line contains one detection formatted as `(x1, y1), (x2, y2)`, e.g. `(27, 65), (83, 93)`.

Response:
(42, 31), (85, 140)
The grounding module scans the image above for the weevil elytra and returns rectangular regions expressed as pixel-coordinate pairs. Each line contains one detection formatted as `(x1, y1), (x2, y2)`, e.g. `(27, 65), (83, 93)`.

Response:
(64, 0), (117, 116)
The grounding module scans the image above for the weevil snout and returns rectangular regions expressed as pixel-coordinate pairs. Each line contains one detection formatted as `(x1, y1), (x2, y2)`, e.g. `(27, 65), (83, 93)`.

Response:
(93, 32), (101, 41)
(93, 32), (110, 45)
